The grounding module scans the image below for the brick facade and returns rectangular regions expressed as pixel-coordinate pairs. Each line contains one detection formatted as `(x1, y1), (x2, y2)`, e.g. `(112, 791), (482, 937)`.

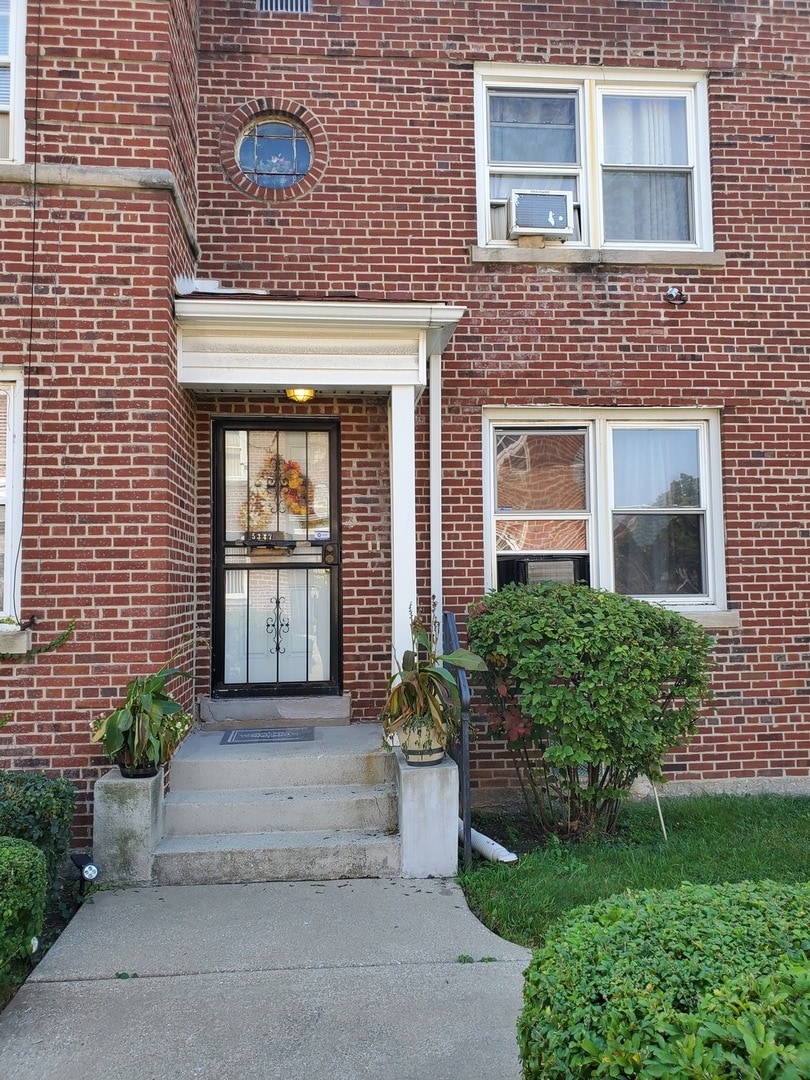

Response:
(1, 1), (809, 838)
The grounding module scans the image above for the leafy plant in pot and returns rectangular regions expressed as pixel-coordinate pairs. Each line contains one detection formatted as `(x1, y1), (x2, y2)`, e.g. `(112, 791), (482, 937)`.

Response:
(380, 611), (487, 766)
(91, 663), (194, 778)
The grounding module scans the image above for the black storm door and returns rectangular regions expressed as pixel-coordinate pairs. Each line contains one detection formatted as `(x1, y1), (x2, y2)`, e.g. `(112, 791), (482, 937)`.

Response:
(212, 420), (341, 696)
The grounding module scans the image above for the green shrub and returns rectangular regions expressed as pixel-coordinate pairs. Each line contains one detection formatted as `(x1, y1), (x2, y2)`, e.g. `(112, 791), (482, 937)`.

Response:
(646, 962), (810, 1078)
(468, 583), (713, 837)
(517, 880), (810, 1079)
(0, 837), (47, 991)
(0, 771), (75, 894)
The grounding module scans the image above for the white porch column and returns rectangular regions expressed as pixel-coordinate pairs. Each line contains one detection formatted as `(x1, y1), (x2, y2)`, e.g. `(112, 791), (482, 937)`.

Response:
(388, 384), (418, 660)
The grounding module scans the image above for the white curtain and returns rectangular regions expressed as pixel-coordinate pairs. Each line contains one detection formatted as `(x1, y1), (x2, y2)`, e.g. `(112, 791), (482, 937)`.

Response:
(602, 96), (690, 242)
(612, 428), (700, 509)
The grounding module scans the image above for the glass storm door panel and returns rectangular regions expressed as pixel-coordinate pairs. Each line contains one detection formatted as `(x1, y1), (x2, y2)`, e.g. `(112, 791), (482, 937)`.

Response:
(213, 421), (341, 696)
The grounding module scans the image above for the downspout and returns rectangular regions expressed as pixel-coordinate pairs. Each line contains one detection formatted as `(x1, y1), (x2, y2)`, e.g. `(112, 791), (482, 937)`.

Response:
(429, 352), (442, 620)
(459, 820), (519, 864)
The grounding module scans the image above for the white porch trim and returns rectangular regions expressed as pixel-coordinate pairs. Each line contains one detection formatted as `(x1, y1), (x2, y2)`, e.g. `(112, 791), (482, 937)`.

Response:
(174, 297), (465, 661)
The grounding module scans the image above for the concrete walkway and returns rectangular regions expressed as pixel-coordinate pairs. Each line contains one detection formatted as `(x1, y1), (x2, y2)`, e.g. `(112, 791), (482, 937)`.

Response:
(0, 878), (531, 1080)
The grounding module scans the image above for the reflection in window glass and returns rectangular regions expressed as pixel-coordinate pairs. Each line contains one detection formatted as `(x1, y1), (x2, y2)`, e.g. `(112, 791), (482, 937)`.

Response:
(496, 430), (586, 512)
(613, 512), (704, 595)
(496, 518), (587, 553)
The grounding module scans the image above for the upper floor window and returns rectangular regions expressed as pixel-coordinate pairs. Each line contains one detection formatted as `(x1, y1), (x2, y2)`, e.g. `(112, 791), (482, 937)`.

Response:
(475, 65), (714, 254)
(0, 0), (24, 162)
(486, 408), (727, 613)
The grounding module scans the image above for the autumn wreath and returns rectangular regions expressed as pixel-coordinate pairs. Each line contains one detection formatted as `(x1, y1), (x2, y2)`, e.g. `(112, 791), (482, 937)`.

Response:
(238, 453), (314, 531)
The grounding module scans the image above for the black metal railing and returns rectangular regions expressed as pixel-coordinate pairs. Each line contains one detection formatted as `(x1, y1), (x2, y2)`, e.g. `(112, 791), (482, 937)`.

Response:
(443, 610), (472, 870)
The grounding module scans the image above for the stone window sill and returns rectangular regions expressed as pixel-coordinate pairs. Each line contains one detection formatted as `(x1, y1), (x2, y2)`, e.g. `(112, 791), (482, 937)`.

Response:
(470, 245), (726, 268)
(678, 609), (740, 630)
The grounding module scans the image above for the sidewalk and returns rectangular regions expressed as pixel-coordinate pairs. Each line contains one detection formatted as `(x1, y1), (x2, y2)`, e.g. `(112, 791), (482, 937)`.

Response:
(0, 878), (531, 1080)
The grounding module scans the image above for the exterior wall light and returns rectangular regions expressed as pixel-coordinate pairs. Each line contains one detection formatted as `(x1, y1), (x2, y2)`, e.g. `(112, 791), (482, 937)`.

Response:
(664, 286), (688, 305)
(285, 388), (315, 403)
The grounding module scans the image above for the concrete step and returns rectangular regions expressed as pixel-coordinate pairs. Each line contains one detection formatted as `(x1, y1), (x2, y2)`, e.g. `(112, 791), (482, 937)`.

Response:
(163, 783), (397, 836)
(170, 725), (393, 791)
(152, 830), (402, 884)
(198, 694), (352, 729)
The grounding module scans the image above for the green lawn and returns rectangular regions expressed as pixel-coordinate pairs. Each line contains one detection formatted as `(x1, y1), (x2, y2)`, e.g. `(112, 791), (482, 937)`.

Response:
(458, 794), (810, 948)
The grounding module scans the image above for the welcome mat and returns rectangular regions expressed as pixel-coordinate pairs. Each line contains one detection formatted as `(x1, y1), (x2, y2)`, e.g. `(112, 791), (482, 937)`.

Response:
(220, 727), (315, 745)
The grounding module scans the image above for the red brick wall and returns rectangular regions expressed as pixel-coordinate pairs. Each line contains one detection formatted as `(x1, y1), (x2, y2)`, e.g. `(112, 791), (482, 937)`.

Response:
(0, 0), (200, 840)
(191, 1), (810, 787)
(2, 0), (809, 840)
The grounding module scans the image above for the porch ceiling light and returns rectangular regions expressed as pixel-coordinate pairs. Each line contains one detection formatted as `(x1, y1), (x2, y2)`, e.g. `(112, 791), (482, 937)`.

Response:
(285, 387), (315, 403)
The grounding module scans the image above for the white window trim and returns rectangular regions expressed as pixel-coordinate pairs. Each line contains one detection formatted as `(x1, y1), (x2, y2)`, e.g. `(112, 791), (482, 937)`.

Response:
(474, 63), (715, 255)
(0, 371), (24, 616)
(1, 0), (26, 163)
(483, 406), (728, 615)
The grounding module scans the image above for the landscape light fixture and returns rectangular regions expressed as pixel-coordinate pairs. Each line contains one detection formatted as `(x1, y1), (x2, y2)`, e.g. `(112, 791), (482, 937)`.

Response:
(71, 852), (100, 882)
(285, 388), (315, 403)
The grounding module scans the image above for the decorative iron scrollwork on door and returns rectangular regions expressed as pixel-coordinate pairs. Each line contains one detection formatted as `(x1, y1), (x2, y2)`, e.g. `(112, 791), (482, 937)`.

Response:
(266, 597), (291, 654)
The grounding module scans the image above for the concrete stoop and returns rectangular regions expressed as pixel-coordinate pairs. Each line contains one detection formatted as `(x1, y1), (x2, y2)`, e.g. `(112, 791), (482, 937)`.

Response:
(94, 710), (460, 885)
(197, 693), (352, 729)
(152, 724), (399, 885)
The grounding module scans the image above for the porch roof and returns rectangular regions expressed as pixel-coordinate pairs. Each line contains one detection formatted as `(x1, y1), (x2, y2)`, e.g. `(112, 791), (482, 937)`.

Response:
(174, 298), (467, 394)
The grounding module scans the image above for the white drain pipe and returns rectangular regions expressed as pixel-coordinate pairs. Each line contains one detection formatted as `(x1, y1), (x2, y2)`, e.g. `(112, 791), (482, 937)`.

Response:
(459, 819), (519, 864)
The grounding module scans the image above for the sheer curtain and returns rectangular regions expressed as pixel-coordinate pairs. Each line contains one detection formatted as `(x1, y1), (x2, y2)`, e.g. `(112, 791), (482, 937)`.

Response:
(602, 95), (690, 242)
(612, 427), (699, 509)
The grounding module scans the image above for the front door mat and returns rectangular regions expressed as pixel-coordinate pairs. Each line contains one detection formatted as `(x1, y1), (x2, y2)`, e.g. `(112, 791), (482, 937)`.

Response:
(220, 727), (315, 745)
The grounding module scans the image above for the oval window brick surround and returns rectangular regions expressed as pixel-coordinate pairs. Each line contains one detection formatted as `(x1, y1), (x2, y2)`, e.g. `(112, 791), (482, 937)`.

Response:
(221, 99), (328, 201)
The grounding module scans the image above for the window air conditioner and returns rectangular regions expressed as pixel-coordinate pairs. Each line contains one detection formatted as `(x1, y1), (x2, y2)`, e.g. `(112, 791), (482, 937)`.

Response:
(507, 189), (574, 239)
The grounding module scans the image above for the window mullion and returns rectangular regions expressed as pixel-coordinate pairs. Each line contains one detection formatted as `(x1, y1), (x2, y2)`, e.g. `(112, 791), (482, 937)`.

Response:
(582, 79), (600, 248)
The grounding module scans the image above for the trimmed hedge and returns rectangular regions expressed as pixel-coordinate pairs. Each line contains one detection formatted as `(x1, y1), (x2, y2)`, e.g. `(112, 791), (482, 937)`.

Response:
(518, 880), (810, 1078)
(0, 771), (75, 895)
(0, 837), (47, 986)
(468, 583), (713, 837)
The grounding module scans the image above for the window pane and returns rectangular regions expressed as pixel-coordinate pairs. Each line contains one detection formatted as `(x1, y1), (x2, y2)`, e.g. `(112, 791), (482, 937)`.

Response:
(0, 0), (9, 56)
(0, 504), (4, 609)
(496, 430), (587, 511)
(496, 519), (587, 553)
(0, 389), (7, 499)
(613, 428), (700, 508)
(613, 513), (704, 595)
(238, 119), (312, 189)
(490, 93), (578, 164)
(490, 173), (578, 200)
(603, 170), (691, 242)
(602, 96), (688, 166)
(0, 65), (9, 108)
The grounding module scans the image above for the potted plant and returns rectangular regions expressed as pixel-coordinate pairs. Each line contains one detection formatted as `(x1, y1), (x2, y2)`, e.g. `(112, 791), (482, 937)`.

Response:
(380, 610), (487, 766)
(91, 662), (194, 778)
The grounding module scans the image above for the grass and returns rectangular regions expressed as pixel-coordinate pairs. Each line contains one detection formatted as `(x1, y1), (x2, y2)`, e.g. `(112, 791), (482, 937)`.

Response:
(458, 794), (810, 948)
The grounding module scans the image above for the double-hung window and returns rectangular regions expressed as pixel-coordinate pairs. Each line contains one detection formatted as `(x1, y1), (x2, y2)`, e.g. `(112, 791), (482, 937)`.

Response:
(0, 0), (25, 162)
(486, 409), (727, 613)
(475, 64), (714, 254)
(0, 375), (22, 616)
